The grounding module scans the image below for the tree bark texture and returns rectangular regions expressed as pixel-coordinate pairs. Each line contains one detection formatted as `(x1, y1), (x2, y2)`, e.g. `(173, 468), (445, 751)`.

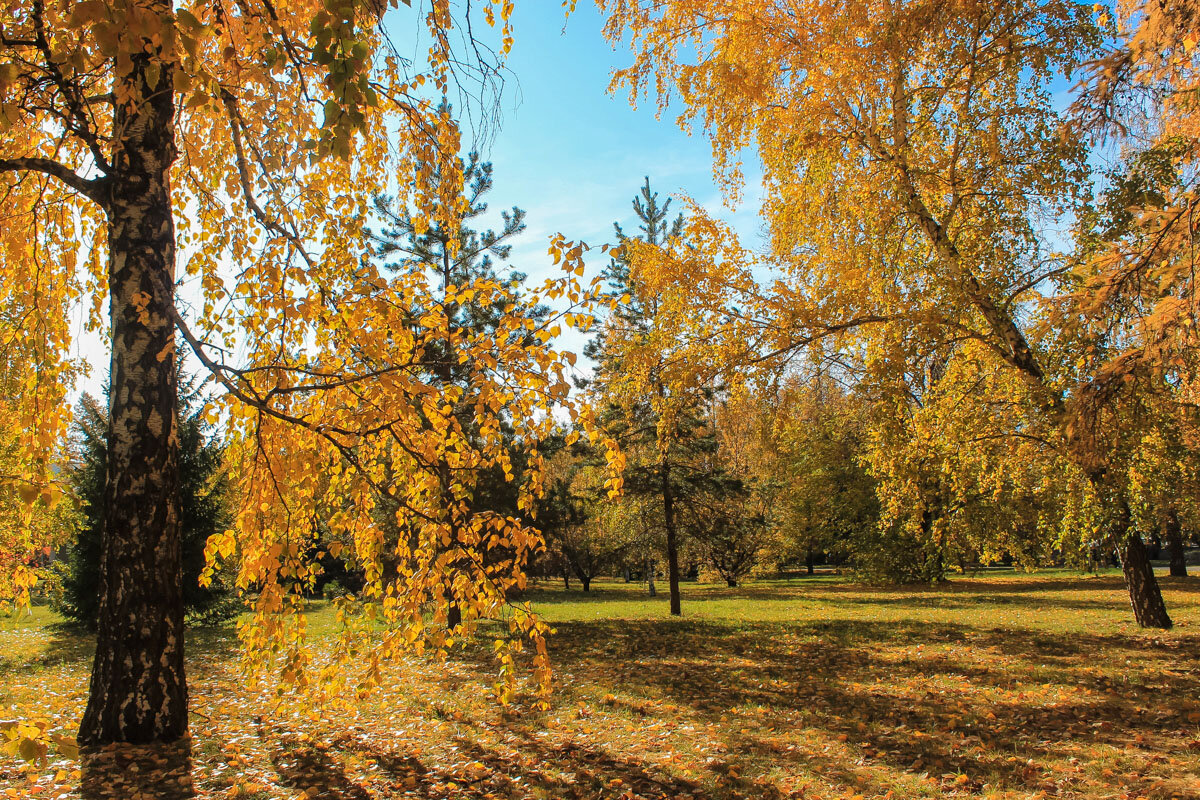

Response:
(80, 39), (187, 746)
(662, 457), (682, 616)
(1164, 506), (1188, 578)
(1121, 531), (1173, 629)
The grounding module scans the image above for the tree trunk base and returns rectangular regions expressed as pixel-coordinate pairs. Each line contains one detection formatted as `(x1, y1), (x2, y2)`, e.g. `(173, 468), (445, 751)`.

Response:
(1122, 535), (1172, 629)
(82, 738), (194, 799)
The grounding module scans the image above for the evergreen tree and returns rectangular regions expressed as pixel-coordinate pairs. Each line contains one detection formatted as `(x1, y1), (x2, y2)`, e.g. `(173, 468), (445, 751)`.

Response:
(585, 178), (684, 362)
(58, 377), (236, 628)
(368, 152), (544, 624)
(369, 149), (532, 351)
(585, 178), (727, 615)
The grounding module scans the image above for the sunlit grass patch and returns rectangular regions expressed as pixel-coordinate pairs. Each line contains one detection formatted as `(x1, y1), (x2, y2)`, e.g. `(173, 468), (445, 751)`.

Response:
(2, 571), (1199, 799)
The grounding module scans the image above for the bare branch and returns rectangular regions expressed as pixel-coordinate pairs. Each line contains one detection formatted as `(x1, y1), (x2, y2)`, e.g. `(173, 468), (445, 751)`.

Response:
(29, 0), (111, 173)
(0, 156), (107, 205)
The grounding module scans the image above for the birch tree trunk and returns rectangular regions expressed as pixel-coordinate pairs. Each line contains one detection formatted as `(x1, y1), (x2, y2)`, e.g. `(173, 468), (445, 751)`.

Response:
(79, 41), (188, 746)
(1115, 500), (1172, 629)
(1122, 533), (1172, 628)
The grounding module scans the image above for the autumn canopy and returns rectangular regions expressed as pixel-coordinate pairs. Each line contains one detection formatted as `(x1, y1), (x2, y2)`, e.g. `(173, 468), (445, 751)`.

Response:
(0, 0), (1197, 780)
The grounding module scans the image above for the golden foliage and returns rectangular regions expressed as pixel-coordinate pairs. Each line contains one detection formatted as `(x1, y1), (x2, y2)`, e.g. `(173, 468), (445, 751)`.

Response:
(0, 0), (625, 698)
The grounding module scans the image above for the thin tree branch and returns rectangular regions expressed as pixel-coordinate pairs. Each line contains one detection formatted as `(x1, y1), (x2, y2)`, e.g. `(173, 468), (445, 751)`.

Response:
(0, 157), (107, 205)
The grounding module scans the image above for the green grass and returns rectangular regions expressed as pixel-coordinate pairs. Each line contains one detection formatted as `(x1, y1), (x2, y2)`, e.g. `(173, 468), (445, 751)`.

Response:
(3, 571), (1199, 799)
(529, 569), (1200, 633)
(523, 570), (1200, 661)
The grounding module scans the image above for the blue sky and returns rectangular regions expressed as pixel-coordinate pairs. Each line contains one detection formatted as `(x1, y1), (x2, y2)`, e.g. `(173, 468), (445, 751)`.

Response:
(453, 3), (763, 275)
(66, 3), (760, 399)
(437, 2), (764, 364)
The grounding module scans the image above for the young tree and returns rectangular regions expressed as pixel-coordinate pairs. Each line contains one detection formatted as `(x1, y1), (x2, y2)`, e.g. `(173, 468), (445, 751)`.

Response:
(691, 493), (768, 587)
(586, 178), (718, 615)
(538, 475), (617, 592)
(366, 150), (537, 625)
(370, 148), (531, 337)
(537, 432), (645, 592)
(602, 0), (1176, 627)
(747, 373), (871, 574)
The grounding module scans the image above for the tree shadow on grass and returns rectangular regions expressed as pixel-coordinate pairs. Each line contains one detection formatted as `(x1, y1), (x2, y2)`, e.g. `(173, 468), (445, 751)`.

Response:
(0, 621), (242, 683)
(794, 592), (1167, 615)
(182, 597), (1200, 800)
(525, 576), (1200, 624)
(523, 583), (661, 606)
(527, 617), (1200, 797)
(260, 724), (371, 800)
(342, 725), (719, 800)
(685, 574), (1200, 602)
(0, 622), (95, 680)
(80, 739), (196, 800)
(464, 727), (720, 800)
(672, 576), (1200, 620)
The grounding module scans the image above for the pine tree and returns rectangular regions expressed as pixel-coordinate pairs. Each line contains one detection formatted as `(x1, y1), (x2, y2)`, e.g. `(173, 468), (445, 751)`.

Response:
(369, 149), (533, 352)
(586, 178), (723, 615)
(58, 377), (236, 628)
(586, 178), (684, 359)
(368, 152), (543, 625)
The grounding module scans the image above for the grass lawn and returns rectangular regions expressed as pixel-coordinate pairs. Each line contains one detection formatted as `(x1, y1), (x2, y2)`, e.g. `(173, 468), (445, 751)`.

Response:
(2, 570), (1200, 799)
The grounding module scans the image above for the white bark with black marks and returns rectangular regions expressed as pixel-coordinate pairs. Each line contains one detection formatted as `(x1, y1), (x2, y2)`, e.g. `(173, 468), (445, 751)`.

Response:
(79, 28), (188, 745)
